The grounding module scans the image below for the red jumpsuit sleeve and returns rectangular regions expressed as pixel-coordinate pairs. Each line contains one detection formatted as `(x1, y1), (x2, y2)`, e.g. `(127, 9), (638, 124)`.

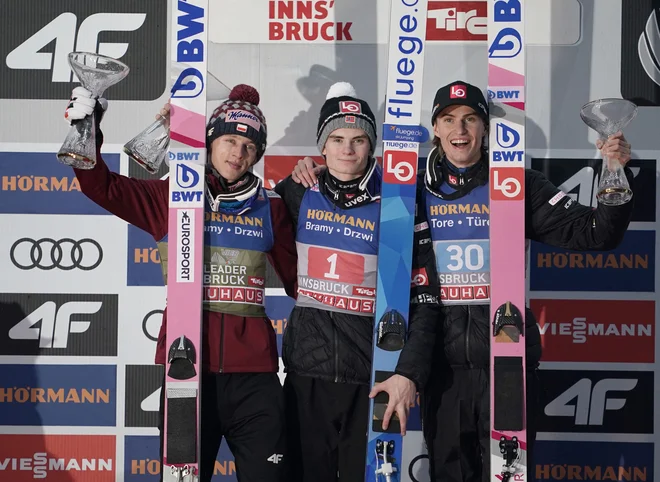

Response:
(266, 192), (299, 299)
(73, 155), (169, 240)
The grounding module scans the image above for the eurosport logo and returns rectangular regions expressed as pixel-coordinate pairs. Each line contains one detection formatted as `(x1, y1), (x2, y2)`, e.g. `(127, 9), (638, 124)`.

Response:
(621, 2), (660, 106)
(127, 225), (163, 287)
(10, 238), (102, 271)
(530, 230), (655, 292)
(0, 364), (116, 427)
(0, 152), (120, 215)
(0, 434), (116, 481)
(125, 365), (163, 428)
(535, 440), (653, 482)
(0, 293), (119, 356)
(1, 0), (166, 100)
(531, 299), (655, 363)
(538, 369), (653, 434)
(530, 158), (656, 223)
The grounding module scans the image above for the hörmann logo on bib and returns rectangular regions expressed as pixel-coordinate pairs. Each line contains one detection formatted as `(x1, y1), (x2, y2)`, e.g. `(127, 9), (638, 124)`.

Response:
(1, 0), (166, 100)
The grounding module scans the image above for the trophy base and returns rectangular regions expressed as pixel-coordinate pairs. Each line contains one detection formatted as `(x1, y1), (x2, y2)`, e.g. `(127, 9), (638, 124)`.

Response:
(596, 186), (633, 206)
(123, 147), (159, 174)
(56, 151), (96, 170)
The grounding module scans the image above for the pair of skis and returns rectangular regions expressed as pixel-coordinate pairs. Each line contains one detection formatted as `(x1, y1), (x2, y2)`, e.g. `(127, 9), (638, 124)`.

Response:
(366, 1), (528, 481)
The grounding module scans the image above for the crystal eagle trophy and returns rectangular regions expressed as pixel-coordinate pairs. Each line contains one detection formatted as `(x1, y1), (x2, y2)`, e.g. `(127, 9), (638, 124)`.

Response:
(57, 52), (130, 169)
(579, 98), (637, 206)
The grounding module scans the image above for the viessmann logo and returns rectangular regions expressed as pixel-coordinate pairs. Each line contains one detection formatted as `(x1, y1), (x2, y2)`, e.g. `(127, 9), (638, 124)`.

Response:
(0, 0), (166, 100)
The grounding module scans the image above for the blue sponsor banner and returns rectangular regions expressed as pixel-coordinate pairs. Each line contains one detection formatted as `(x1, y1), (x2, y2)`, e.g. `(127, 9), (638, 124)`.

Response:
(125, 436), (236, 481)
(534, 441), (653, 482)
(0, 364), (116, 426)
(265, 295), (295, 356)
(127, 224), (164, 287)
(530, 230), (655, 292)
(382, 124), (429, 143)
(0, 152), (120, 214)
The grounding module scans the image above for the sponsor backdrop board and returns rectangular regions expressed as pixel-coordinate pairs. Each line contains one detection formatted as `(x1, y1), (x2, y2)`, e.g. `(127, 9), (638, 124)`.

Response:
(0, 1), (658, 480)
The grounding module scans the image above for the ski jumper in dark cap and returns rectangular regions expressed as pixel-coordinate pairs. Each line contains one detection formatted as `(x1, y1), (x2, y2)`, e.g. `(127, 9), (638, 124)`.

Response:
(419, 80), (634, 482)
(64, 84), (298, 482)
(274, 81), (441, 482)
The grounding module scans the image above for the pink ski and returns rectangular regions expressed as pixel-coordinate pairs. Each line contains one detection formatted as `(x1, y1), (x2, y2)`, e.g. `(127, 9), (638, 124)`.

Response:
(487, 1), (527, 481)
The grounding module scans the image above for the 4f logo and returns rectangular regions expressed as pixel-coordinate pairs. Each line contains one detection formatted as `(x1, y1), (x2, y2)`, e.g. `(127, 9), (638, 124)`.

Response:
(545, 378), (638, 425)
(490, 168), (524, 200)
(9, 301), (101, 348)
(267, 454), (284, 464)
(6, 12), (146, 82)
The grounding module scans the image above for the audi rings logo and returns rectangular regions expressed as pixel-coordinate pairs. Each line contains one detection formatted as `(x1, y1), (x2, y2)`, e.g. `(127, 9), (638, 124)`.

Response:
(142, 309), (163, 342)
(408, 454), (429, 482)
(10, 238), (103, 271)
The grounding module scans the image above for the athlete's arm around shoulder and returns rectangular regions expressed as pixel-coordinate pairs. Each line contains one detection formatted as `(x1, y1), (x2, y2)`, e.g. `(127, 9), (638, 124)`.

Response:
(273, 174), (307, 227)
(525, 167), (634, 251)
(66, 88), (168, 240)
(265, 188), (298, 299)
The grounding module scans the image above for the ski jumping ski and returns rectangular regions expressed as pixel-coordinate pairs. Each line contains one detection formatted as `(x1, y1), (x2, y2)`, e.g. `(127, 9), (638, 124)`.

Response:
(163, 1), (209, 481)
(365, 1), (428, 481)
(487, 1), (527, 481)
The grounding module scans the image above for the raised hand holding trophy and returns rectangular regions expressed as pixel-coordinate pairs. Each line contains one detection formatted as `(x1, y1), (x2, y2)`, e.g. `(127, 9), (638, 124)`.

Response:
(57, 52), (130, 169)
(580, 98), (637, 206)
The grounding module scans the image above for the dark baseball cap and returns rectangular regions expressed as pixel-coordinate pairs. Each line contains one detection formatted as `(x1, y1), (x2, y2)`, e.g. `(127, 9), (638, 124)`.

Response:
(431, 80), (489, 124)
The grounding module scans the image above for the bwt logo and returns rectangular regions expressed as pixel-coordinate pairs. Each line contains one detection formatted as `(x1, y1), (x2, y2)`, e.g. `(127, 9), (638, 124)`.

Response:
(545, 378), (638, 425)
(171, 0), (206, 99)
(171, 163), (202, 204)
(9, 301), (101, 349)
(492, 123), (523, 163)
(488, 27), (522, 58)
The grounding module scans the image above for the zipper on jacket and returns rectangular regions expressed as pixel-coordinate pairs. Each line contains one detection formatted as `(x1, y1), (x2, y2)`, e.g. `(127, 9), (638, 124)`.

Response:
(331, 312), (339, 383)
(219, 313), (225, 373)
(465, 306), (473, 367)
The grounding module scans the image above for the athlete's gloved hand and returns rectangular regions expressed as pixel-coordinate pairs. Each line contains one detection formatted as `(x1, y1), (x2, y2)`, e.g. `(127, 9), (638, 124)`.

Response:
(64, 87), (108, 125)
(64, 87), (108, 149)
(291, 156), (324, 187)
(369, 373), (417, 436)
(596, 131), (632, 168)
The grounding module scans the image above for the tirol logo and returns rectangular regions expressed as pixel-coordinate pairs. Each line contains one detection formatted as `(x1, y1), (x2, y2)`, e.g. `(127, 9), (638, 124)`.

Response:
(426, 2), (487, 41)
(450, 84), (467, 98)
(534, 440), (653, 482)
(0, 293), (119, 356)
(10, 237), (103, 271)
(0, 152), (120, 215)
(1, 0), (166, 100)
(0, 434), (115, 481)
(621, 2), (660, 106)
(538, 369), (653, 434)
(531, 299), (655, 363)
(339, 101), (361, 113)
(0, 364), (116, 427)
(530, 157), (657, 223)
(125, 365), (164, 428)
(488, 27), (522, 58)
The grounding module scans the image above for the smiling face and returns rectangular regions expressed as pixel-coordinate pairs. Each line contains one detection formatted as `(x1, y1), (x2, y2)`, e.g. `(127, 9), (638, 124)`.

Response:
(209, 134), (258, 182)
(433, 104), (487, 168)
(322, 128), (371, 181)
